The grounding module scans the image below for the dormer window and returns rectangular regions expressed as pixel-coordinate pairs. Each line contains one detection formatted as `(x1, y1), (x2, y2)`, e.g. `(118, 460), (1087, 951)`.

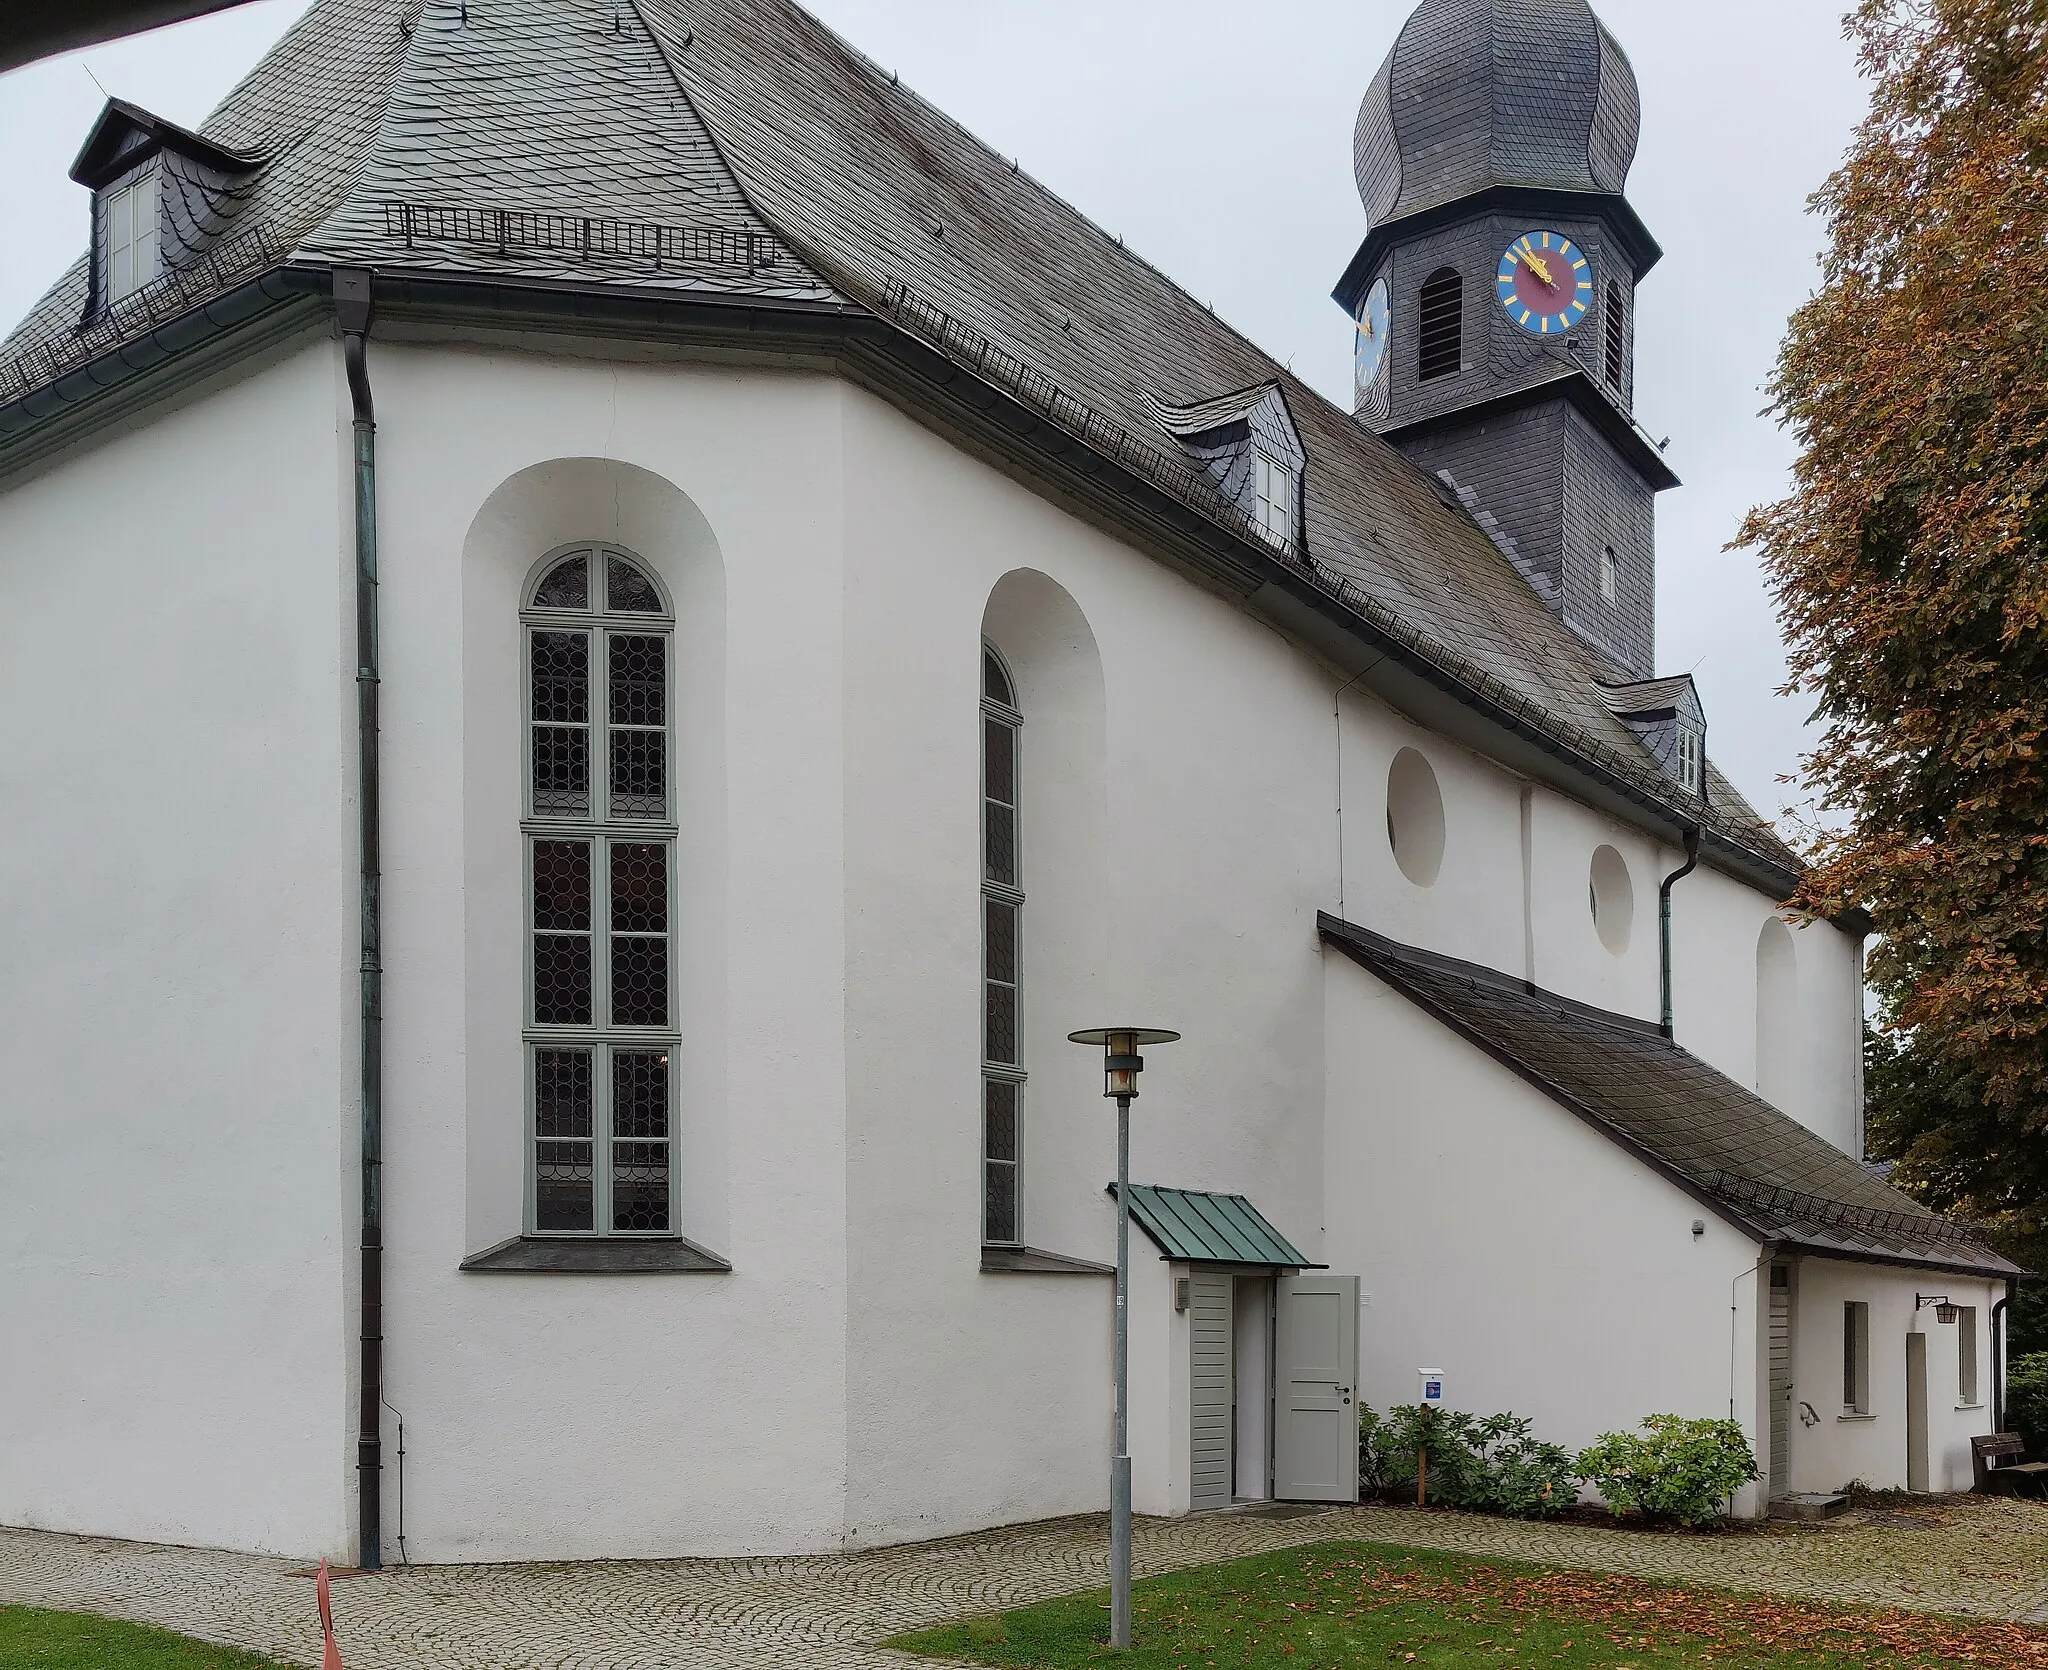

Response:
(1254, 451), (1297, 549)
(1599, 674), (1708, 803)
(1675, 722), (1702, 796)
(69, 97), (259, 323)
(1149, 382), (1306, 557)
(103, 169), (160, 301)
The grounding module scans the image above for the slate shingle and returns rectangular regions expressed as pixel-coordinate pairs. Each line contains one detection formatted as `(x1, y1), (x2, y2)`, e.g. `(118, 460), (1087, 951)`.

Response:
(1321, 914), (2018, 1277)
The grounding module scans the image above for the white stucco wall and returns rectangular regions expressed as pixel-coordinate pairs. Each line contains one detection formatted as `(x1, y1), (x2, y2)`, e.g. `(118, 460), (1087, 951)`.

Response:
(364, 340), (855, 1559)
(1784, 1260), (2000, 1495)
(0, 324), (1886, 1562)
(0, 343), (356, 1558)
(1323, 951), (1773, 1513)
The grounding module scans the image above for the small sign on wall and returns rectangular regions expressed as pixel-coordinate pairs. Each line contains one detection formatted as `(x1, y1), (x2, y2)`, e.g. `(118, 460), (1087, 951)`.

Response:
(1419, 1369), (1445, 1407)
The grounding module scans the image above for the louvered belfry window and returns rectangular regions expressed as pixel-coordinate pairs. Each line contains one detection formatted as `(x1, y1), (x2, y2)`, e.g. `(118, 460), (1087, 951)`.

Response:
(1604, 281), (1627, 393)
(524, 545), (677, 1236)
(1418, 267), (1462, 382)
(981, 645), (1024, 1245)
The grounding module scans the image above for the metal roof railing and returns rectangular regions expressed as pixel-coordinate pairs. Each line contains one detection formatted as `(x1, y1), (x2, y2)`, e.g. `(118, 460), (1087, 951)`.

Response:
(380, 202), (789, 274)
(1705, 1171), (1994, 1250)
(0, 219), (280, 406)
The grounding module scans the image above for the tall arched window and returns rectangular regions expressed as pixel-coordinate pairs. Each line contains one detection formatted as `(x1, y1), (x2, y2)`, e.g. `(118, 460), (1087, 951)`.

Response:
(524, 544), (676, 1237)
(1604, 280), (1627, 394)
(981, 644), (1024, 1245)
(1418, 267), (1463, 382)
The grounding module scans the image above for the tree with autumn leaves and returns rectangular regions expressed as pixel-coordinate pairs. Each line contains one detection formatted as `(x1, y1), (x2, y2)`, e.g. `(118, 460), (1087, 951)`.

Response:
(1739, 0), (2048, 1330)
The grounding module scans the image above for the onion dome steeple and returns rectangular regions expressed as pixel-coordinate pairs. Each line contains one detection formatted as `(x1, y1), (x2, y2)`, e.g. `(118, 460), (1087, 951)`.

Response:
(1353, 0), (1642, 230)
(1333, 0), (1673, 684)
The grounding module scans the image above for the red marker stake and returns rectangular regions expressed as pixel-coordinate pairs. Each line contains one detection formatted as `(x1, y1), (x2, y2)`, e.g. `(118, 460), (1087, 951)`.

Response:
(316, 1559), (344, 1670)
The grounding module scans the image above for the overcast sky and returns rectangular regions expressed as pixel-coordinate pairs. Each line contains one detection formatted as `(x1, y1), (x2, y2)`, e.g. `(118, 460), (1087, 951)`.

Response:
(0, 0), (1869, 823)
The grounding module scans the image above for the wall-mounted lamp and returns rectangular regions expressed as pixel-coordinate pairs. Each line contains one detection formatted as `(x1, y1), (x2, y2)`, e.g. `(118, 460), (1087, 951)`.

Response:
(1917, 1293), (1960, 1325)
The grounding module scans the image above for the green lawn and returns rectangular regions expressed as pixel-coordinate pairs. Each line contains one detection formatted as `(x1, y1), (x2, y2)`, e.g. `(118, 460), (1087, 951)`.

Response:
(888, 1541), (2047, 1669)
(0, 1606), (294, 1669)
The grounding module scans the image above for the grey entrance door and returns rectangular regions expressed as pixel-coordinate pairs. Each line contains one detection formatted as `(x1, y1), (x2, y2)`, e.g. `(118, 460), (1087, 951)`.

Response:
(1273, 1272), (1359, 1501)
(1769, 1266), (1792, 1495)
(1907, 1331), (1930, 1492)
(1189, 1271), (1234, 1512)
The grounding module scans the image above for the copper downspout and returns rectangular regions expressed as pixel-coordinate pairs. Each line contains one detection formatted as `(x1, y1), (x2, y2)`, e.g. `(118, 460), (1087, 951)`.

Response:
(335, 267), (383, 1572)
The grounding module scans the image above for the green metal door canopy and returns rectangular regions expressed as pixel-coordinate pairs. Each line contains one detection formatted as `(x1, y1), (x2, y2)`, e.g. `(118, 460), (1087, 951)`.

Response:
(1108, 1183), (1322, 1268)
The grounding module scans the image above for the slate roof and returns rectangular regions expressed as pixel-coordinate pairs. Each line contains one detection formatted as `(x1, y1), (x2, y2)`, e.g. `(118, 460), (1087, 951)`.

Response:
(1111, 1184), (1320, 1269)
(1321, 914), (2018, 1278)
(0, 0), (1798, 880)
(1354, 0), (1641, 229)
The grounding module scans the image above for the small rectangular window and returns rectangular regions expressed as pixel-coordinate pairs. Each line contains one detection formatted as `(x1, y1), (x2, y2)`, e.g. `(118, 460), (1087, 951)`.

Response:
(104, 171), (160, 303)
(1253, 452), (1296, 549)
(1844, 1301), (1870, 1413)
(1959, 1306), (1980, 1405)
(1600, 545), (1618, 604)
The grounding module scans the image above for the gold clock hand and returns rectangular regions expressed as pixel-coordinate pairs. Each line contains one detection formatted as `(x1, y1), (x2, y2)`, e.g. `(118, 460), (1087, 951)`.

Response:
(1519, 243), (1557, 288)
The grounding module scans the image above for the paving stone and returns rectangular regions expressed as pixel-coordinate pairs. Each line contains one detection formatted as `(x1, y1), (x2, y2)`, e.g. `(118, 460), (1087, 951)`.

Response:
(5, 1497), (2048, 1670)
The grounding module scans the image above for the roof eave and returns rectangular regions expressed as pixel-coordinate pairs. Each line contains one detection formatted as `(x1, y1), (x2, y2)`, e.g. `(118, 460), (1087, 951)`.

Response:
(1334, 184), (1663, 317)
(0, 263), (1807, 905)
(1379, 368), (1681, 492)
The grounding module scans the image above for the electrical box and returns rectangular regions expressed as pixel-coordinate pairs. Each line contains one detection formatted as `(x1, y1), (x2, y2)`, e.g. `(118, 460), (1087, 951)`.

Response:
(1418, 1369), (1445, 1407)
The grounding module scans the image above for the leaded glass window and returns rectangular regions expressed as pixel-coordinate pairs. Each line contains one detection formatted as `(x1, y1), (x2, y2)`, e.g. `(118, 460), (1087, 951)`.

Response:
(981, 645), (1024, 1244)
(523, 544), (677, 1237)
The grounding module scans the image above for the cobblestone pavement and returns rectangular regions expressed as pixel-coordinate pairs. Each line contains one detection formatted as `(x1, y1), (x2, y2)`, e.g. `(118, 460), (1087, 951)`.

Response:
(5, 1497), (2048, 1669)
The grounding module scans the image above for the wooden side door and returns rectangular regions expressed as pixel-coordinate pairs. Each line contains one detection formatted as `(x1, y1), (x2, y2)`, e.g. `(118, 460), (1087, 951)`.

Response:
(1273, 1272), (1359, 1501)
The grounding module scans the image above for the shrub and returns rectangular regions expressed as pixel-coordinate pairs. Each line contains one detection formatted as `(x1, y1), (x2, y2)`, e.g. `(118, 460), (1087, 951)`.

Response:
(1359, 1404), (1577, 1517)
(2007, 1353), (2048, 1460)
(1579, 1415), (1760, 1527)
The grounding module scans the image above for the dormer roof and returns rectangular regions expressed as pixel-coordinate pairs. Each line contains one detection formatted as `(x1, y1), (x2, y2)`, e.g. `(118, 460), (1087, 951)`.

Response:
(69, 97), (259, 191)
(1599, 674), (1702, 726)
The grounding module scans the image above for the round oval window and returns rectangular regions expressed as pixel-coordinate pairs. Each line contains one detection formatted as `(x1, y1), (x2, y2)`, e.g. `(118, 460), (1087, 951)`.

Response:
(1386, 748), (1445, 887)
(1590, 844), (1634, 956)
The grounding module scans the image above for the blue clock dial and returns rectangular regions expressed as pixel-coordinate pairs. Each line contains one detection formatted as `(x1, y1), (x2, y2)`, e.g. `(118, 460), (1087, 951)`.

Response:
(1496, 231), (1592, 336)
(1354, 276), (1391, 402)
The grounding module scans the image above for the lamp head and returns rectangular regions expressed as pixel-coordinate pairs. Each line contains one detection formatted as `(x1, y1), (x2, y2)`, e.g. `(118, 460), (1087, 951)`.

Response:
(1068, 1027), (1180, 1099)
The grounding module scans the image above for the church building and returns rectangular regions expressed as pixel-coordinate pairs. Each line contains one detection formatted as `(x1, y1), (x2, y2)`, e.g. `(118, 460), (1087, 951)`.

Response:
(0, 0), (2017, 1565)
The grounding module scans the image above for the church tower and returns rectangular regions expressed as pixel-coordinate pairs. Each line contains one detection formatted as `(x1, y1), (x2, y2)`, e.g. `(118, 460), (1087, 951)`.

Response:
(1336, 0), (1676, 679)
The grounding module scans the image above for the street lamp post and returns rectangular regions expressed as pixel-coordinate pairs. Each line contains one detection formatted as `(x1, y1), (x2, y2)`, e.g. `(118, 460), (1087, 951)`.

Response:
(1068, 1025), (1180, 1651)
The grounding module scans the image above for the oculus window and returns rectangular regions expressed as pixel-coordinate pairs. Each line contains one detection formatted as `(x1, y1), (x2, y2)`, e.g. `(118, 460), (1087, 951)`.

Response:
(523, 544), (677, 1237)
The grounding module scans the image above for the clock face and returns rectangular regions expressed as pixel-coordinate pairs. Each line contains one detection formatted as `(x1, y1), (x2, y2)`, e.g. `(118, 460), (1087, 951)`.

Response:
(1496, 231), (1592, 336)
(1354, 276), (1391, 401)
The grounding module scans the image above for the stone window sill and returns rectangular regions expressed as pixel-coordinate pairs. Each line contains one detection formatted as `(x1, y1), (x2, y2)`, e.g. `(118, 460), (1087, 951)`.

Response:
(1957, 1402), (1987, 1412)
(981, 1244), (1115, 1276)
(1837, 1412), (1878, 1423)
(461, 1234), (731, 1273)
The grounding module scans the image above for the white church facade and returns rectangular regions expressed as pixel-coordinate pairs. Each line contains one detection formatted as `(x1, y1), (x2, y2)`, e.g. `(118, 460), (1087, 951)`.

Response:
(0, 0), (2017, 1566)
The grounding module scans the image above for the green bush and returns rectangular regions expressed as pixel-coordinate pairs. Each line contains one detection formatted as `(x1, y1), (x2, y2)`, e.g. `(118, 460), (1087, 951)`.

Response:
(2008, 1353), (2048, 1459)
(1359, 1404), (1578, 1517)
(1578, 1414), (1760, 1527)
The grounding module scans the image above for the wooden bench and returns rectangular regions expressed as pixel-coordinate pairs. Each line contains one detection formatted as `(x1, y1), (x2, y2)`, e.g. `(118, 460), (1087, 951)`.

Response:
(1972, 1433), (2048, 1495)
